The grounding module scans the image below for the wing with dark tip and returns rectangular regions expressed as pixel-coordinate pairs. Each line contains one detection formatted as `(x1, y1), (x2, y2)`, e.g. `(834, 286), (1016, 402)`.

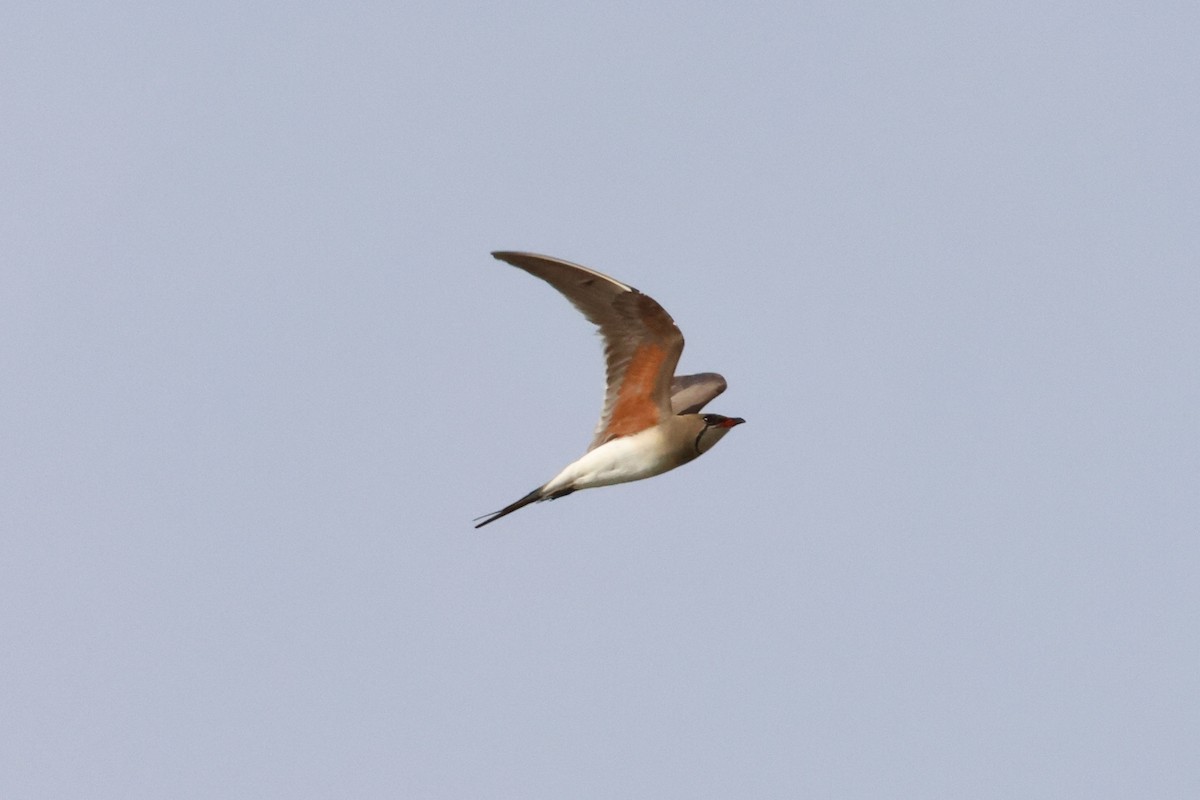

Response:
(492, 251), (685, 451)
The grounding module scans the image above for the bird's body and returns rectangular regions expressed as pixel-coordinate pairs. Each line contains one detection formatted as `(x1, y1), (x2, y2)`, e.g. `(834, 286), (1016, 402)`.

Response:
(475, 252), (744, 528)
(544, 419), (700, 495)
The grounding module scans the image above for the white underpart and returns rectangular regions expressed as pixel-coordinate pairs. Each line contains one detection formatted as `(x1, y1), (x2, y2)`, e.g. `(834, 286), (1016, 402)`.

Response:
(543, 426), (687, 495)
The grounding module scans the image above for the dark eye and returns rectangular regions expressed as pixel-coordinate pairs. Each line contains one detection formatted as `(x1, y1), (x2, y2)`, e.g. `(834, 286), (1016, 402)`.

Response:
(702, 414), (719, 425)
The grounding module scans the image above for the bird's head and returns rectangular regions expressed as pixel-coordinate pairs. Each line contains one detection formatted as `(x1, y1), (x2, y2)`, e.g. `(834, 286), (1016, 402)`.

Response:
(694, 413), (746, 455)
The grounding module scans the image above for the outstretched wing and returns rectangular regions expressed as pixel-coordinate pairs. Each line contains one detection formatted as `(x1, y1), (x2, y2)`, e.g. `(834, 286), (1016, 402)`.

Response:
(492, 251), (685, 451)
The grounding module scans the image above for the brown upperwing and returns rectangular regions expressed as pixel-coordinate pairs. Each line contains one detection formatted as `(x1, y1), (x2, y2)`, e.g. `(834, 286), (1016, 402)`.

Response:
(491, 252), (685, 452)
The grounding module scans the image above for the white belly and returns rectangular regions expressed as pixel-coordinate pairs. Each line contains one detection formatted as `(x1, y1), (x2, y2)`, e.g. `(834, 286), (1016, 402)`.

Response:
(543, 426), (684, 495)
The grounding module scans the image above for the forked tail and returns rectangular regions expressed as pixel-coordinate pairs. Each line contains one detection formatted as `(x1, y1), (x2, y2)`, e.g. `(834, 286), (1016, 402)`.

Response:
(474, 487), (544, 528)
(474, 485), (577, 528)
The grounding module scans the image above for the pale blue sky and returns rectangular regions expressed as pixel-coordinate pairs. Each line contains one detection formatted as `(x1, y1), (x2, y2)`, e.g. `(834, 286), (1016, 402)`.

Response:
(3, 2), (1197, 797)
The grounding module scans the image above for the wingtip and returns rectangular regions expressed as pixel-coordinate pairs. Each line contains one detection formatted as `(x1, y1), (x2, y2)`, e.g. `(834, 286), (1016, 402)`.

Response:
(488, 251), (639, 295)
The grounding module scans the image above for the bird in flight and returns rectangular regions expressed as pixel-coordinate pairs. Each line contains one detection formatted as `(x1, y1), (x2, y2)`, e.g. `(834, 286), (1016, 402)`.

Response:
(475, 252), (744, 528)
